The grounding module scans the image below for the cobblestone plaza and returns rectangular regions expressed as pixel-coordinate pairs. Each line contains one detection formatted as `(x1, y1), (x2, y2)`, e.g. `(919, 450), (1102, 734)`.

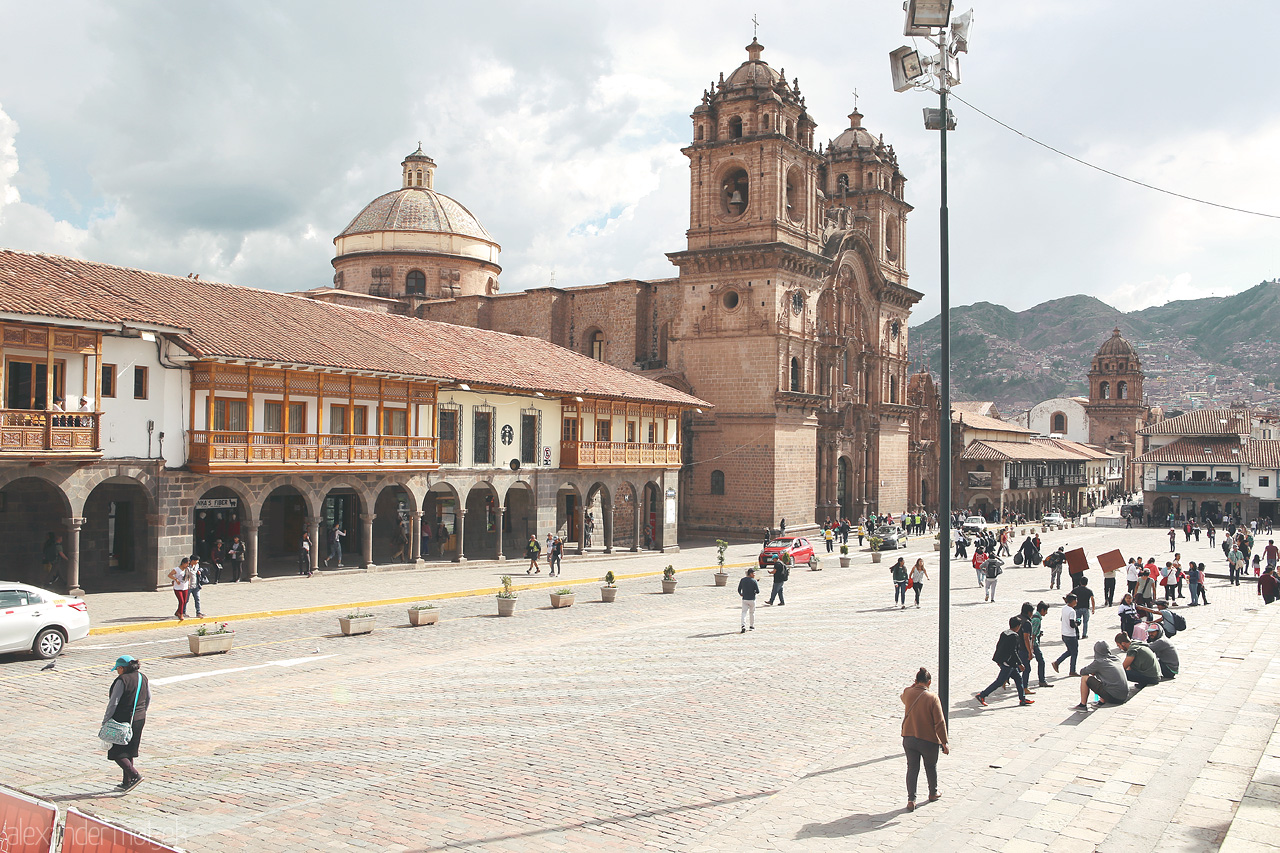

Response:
(5, 522), (1279, 851)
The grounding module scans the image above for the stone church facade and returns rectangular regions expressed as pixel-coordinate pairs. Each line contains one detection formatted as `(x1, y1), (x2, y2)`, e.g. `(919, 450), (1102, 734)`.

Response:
(307, 40), (937, 534)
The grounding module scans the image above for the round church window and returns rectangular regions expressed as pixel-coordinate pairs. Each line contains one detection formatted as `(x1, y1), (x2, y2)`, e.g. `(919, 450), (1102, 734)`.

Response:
(722, 290), (740, 310)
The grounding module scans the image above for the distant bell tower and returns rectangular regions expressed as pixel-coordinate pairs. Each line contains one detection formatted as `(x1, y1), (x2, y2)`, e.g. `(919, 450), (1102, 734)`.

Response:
(1085, 328), (1146, 491)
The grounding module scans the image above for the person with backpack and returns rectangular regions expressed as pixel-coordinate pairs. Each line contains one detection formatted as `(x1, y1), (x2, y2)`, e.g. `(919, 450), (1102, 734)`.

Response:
(1052, 593), (1081, 677)
(525, 534), (542, 574)
(982, 554), (1004, 603)
(1134, 571), (1158, 608)
(764, 557), (788, 606)
(974, 617), (1033, 707)
(1044, 547), (1066, 590)
(103, 655), (151, 792)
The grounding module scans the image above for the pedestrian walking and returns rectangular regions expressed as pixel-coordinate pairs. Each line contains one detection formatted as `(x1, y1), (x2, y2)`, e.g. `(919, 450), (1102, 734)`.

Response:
(1228, 542), (1244, 586)
(1101, 558), (1118, 607)
(525, 534), (541, 574)
(765, 557), (788, 605)
(298, 533), (312, 577)
(1069, 575), (1095, 639)
(975, 617), (1033, 707)
(738, 568), (759, 633)
(823, 526), (835, 553)
(167, 557), (191, 622)
(1030, 601), (1053, 688)
(326, 524), (345, 567)
(42, 532), (68, 585)
(102, 655), (150, 792)
(1168, 528), (1176, 552)
(910, 558), (929, 608)
(209, 538), (225, 584)
(982, 554), (1003, 602)
(226, 536), (245, 582)
(1052, 593), (1081, 676)
(891, 557), (909, 609)
(185, 556), (206, 619)
(1260, 567), (1279, 604)
(901, 667), (948, 811)
(1016, 602), (1037, 694)
(548, 535), (564, 576)
(1045, 547), (1066, 590)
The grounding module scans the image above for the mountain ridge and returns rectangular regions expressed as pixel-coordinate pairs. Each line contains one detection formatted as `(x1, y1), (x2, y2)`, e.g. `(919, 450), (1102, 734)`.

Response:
(907, 281), (1280, 411)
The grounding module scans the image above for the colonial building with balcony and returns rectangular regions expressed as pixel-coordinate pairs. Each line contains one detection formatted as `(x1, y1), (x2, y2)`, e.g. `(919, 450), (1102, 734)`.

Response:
(952, 410), (1103, 520)
(1135, 408), (1280, 524)
(0, 250), (706, 594)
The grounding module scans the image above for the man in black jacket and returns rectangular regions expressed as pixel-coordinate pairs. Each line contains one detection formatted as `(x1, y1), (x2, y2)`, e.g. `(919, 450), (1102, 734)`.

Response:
(738, 568), (760, 633)
(975, 617), (1034, 707)
(764, 558), (788, 606)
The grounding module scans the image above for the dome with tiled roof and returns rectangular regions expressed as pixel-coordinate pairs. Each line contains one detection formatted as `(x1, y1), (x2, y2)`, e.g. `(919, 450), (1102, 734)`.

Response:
(338, 187), (493, 242)
(724, 38), (783, 89)
(830, 109), (878, 151)
(1096, 327), (1137, 358)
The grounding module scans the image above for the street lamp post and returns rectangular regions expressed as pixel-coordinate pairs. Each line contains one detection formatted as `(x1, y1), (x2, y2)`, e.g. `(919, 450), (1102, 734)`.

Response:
(890, 1), (973, 724)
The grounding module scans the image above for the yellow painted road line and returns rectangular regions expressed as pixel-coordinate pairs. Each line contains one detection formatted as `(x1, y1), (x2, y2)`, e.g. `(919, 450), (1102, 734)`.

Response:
(86, 562), (758, 636)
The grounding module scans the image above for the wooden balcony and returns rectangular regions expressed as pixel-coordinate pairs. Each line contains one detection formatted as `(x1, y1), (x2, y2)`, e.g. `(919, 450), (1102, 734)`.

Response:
(0, 410), (101, 459)
(559, 440), (682, 469)
(188, 431), (437, 472)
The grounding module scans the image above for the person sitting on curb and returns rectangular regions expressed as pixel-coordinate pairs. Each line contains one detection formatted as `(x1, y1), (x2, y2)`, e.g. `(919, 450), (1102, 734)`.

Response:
(1144, 623), (1180, 680)
(1074, 639), (1130, 711)
(1114, 633), (1161, 688)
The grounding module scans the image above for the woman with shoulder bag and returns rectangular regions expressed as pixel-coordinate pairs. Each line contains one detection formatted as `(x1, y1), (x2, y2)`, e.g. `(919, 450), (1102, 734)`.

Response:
(901, 667), (948, 811)
(102, 655), (150, 792)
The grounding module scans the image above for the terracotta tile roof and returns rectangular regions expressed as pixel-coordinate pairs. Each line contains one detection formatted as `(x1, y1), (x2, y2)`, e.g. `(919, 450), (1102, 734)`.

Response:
(0, 250), (708, 408)
(952, 410), (1034, 434)
(961, 439), (1087, 462)
(1138, 409), (1251, 436)
(1034, 438), (1112, 460)
(1133, 438), (1247, 465)
(1248, 439), (1280, 469)
(952, 401), (996, 416)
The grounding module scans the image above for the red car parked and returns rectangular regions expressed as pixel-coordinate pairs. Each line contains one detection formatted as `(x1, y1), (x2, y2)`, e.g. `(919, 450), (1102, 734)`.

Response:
(758, 537), (817, 569)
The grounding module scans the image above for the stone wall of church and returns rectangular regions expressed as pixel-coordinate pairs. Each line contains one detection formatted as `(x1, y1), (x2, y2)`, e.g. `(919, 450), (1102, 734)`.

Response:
(682, 416), (778, 531)
(333, 254), (499, 301)
(773, 414), (820, 529)
(877, 415), (911, 513)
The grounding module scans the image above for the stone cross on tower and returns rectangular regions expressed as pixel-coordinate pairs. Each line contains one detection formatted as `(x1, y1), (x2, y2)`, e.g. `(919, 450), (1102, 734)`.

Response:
(752, 13), (759, 38)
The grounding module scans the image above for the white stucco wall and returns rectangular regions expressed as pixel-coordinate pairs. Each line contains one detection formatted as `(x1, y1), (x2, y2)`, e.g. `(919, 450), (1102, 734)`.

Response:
(99, 335), (187, 466)
(1025, 397), (1090, 442)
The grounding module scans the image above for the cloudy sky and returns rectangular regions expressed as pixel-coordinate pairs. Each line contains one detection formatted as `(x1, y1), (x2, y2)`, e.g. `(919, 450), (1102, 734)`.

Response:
(1, 1), (1277, 325)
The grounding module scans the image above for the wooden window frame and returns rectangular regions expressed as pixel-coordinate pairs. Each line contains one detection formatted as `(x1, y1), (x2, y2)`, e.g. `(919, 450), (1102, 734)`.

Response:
(133, 365), (149, 400)
(101, 363), (117, 398)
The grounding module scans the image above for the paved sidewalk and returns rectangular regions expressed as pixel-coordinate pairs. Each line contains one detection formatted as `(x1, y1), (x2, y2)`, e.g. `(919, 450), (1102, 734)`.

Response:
(7, 522), (1277, 851)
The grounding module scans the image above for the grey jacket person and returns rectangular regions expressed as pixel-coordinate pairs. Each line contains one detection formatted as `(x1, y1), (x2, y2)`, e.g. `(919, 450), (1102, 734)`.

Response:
(1078, 640), (1129, 703)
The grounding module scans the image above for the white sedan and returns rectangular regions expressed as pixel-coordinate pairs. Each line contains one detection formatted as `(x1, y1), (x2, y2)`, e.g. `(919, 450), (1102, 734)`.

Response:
(0, 583), (90, 658)
(1042, 513), (1066, 527)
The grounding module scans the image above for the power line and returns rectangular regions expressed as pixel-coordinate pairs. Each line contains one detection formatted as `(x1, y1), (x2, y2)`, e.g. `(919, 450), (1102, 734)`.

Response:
(948, 92), (1280, 221)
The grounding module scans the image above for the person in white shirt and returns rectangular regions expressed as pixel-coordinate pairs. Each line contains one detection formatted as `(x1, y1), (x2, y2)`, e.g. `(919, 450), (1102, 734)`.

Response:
(1126, 559), (1141, 595)
(1051, 593), (1081, 676)
(167, 557), (191, 621)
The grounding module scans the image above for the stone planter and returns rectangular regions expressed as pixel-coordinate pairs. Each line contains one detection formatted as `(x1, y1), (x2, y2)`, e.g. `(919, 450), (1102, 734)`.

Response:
(713, 571), (729, 586)
(810, 558), (823, 571)
(408, 607), (439, 626)
(933, 540), (941, 551)
(550, 593), (575, 609)
(661, 578), (678, 594)
(496, 596), (518, 617)
(871, 551), (882, 564)
(600, 586), (618, 603)
(339, 616), (376, 636)
(188, 632), (234, 656)
(839, 556), (851, 568)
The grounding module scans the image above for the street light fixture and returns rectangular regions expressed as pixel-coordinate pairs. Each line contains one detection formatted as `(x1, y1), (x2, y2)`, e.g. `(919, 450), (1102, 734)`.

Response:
(889, 2), (975, 725)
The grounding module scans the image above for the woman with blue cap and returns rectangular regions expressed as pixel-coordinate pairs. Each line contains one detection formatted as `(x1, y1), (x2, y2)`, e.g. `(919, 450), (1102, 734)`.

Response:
(103, 655), (150, 791)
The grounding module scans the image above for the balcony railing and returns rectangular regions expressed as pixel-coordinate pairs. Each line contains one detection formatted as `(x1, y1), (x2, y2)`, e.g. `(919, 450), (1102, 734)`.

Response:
(0, 410), (100, 457)
(560, 440), (682, 468)
(1155, 479), (1240, 494)
(189, 431), (437, 471)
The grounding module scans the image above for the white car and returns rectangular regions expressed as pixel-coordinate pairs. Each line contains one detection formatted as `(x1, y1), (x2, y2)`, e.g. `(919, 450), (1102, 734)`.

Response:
(0, 583), (90, 659)
(961, 516), (988, 535)
(1042, 513), (1066, 527)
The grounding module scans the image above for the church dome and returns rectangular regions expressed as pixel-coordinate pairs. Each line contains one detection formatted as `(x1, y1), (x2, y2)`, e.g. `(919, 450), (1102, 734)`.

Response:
(338, 187), (494, 242)
(1096, 327), (1137, 358)
(830, 109), (877, 151)
(725, 40), (782, 89)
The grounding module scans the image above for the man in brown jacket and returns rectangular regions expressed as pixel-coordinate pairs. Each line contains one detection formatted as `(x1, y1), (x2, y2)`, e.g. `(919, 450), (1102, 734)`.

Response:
(901, 667), (949, 811)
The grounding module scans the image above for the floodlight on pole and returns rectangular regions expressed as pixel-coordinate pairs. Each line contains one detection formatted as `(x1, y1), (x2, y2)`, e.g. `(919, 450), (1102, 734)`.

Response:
(888, 4), (975, 727)
(904, 0), (953, 34)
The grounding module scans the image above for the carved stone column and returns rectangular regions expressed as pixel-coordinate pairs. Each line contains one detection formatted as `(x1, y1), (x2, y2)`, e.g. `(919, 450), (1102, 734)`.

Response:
(244, 520), (261, 582)
(65, 516), (86, 596)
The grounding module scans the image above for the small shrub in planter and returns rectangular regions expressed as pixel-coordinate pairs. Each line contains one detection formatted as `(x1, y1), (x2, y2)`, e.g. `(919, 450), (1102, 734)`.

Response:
(496, 574), (518, 617)
(838, 544), (851, 568)
(601, 571), (618, 602)
(189, 621), (234, 655)
(714, 539), (730, 586)
(550, 587), (576, 608)
(339, 610), (376, 635)
(408, 603), (439, 626)
(661, 565), (678, 593)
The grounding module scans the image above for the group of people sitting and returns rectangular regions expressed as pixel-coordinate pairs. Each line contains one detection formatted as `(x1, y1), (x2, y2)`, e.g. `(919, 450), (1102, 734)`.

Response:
(1071, 590), (1182, 711)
